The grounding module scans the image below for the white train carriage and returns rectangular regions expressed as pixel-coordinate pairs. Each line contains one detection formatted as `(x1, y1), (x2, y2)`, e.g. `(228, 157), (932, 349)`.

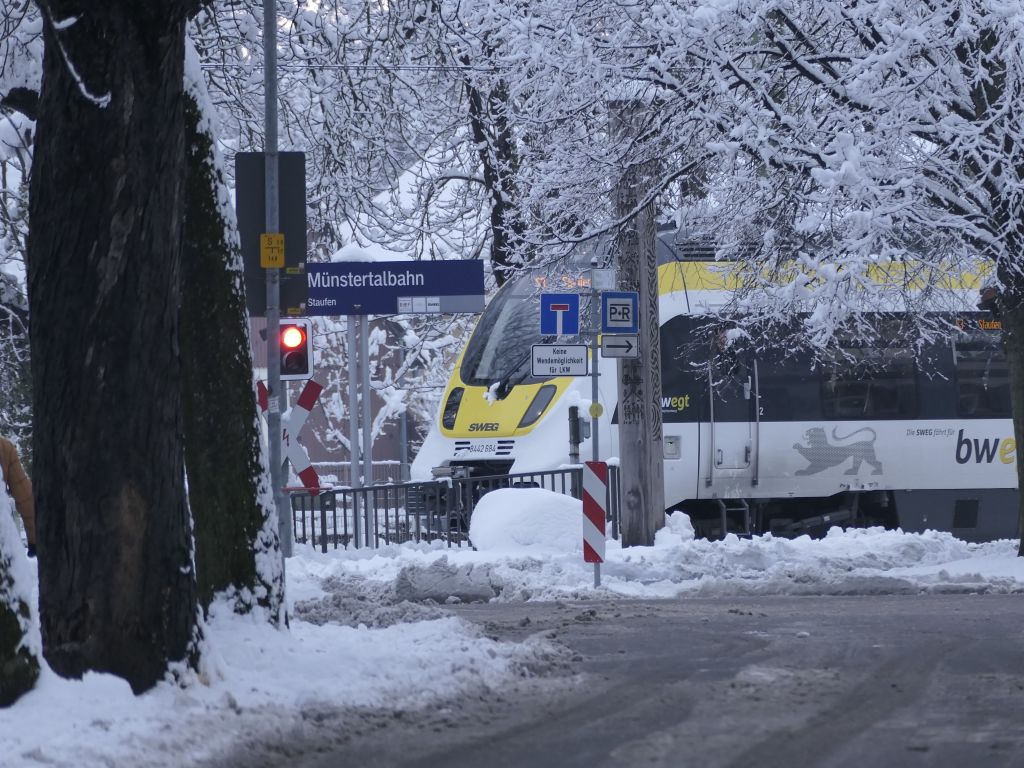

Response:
(412, 241), (1016, 541)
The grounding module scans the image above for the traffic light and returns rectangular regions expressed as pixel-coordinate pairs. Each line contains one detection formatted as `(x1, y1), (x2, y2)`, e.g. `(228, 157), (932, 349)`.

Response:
(279, 319), (314, 381)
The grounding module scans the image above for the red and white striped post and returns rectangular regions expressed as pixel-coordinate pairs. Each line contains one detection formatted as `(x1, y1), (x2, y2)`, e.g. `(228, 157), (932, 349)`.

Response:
(582, 460), (608, 588)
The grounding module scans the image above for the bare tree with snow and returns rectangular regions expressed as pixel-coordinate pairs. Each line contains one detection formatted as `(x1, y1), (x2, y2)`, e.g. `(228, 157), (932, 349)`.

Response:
(451, 1), (1024, 554)
(654, 2), (1024, 554)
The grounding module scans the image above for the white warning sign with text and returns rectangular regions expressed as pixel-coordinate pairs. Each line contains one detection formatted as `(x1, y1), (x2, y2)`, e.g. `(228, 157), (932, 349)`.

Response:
(531, 344), (588, 377)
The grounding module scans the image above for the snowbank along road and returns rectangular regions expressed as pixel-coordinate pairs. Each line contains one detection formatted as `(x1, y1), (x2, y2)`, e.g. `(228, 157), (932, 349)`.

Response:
(214, 593), (1023, 768)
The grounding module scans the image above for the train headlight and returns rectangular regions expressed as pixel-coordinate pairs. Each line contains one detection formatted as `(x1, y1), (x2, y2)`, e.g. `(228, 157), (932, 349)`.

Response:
(518, 384), (557, 428)
(442, 387), (464, 429)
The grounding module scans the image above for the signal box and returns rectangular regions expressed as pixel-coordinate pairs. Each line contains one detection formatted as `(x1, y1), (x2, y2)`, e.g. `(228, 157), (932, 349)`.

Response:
(279, 319), (314, 381)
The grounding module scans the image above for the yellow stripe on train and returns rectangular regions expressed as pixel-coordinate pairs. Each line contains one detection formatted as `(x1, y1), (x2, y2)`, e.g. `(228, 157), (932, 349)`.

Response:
(656, 260), (993, 296)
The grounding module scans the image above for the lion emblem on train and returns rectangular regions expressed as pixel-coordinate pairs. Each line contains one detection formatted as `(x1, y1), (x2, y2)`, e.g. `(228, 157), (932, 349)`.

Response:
(793, 427), (883, 476)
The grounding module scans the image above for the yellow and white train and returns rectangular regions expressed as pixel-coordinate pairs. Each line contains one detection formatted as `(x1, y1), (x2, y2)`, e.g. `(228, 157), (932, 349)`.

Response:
(411, 236), (1017, 541)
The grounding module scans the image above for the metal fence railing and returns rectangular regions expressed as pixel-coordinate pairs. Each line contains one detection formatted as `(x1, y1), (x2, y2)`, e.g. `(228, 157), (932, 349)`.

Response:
(290, 465), (621, 552)
(311, 461), (403, 487)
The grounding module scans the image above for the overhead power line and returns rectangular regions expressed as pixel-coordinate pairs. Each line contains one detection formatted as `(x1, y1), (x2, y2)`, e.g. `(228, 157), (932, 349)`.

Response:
(198, 61), (668, 73)
(199, 62), (494, 72)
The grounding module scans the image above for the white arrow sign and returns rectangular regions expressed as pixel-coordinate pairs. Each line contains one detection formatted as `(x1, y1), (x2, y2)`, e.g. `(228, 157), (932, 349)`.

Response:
(600, 334), (639, 359)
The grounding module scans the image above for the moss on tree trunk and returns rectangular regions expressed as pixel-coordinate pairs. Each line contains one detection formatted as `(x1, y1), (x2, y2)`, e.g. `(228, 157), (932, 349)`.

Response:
(182, 92), (284, 617)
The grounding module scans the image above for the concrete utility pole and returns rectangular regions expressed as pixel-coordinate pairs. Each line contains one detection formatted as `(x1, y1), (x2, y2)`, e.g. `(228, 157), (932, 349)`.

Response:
(612, 102), (665, 547)
(264, 0), (292, 558)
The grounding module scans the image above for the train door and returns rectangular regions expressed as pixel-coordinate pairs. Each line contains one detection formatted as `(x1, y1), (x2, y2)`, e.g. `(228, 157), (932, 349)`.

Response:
(705, 346), (759, 491)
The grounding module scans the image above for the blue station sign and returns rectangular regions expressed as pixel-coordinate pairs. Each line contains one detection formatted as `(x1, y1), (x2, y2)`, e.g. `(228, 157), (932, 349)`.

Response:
(306, 260), (486, 316)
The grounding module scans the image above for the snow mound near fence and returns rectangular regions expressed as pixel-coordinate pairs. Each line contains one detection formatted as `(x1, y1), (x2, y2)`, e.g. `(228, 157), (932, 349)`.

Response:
(469, 487), (582, 554)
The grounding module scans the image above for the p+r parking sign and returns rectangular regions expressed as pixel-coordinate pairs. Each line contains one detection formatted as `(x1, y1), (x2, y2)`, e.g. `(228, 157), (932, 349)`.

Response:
(601, 291), (639, 334)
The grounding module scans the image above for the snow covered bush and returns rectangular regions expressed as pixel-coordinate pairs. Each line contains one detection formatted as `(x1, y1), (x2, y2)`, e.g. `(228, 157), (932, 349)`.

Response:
(0, 488), (37, 706)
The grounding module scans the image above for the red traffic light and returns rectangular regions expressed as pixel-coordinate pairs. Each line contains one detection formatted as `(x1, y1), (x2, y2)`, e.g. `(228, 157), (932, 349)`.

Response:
(281, 325), (305, 349)
(279, 320), (313, 381)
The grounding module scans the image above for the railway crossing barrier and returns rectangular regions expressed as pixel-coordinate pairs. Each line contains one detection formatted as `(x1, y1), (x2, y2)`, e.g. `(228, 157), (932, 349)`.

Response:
(258, 378), (323, 490)
(290, 465), (621, 552)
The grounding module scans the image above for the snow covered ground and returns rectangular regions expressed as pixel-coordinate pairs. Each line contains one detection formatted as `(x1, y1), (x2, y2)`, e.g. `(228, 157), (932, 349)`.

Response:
(3, 487), (1023, 767)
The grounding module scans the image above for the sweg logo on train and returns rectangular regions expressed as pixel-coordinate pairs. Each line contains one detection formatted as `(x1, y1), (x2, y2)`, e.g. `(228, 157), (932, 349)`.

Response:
(955, 429), (1016, 464)
(468, 422), (500, 432)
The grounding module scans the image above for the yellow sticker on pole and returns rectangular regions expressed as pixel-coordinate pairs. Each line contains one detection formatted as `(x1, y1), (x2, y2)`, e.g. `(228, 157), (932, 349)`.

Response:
(260, 233), (285, 268)
(589, 402), (604, 419)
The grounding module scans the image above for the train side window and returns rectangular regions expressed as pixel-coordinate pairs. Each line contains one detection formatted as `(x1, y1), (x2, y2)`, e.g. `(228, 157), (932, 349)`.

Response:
(953, 342), (1010, 418)
(755, 347), (821, 421)
(822, 346), (917, 419)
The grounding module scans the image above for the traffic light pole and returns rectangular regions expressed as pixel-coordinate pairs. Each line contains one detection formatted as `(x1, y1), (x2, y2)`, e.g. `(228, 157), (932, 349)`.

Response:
(264, 0), (293, 559)
(347, 318), (361, 544)
(360, 314), (373, 487)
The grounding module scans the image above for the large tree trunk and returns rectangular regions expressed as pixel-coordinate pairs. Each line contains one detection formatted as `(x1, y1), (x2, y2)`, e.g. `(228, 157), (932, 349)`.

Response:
(28, 5), (198, 693)
(182, 68), (284, 619)
(612, 105), (665, 547)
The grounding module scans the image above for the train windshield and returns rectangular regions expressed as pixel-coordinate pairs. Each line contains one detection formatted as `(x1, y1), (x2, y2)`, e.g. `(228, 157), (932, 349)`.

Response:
(461, 269), (592, 387)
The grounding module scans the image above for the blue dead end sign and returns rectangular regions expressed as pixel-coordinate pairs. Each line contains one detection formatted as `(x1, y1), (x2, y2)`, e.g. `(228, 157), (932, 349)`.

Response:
(540, 293), (580, 336)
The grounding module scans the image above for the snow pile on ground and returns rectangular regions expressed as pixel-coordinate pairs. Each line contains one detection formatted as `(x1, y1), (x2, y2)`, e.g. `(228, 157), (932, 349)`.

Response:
(469, 487), (582, 554)
(609, 522), (1020, 599)
(297, 490), (1024, 603)
(4, 486), (1023, 766)
(0, 564), (566, 768)
(293, 574), (449, 626)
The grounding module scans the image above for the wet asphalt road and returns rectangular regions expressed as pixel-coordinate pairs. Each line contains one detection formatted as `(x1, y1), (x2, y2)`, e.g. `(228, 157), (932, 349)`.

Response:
(215, 594), (1024, 768)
